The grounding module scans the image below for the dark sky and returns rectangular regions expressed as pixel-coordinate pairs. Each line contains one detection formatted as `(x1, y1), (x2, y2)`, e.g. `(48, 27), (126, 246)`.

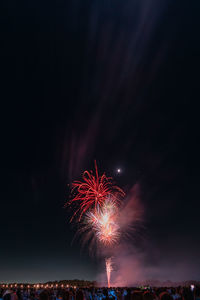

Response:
(0, 0), (200, 283)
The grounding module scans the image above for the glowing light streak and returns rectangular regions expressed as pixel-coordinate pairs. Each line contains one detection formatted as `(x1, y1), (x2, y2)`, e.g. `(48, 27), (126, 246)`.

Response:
(106, 258), (113, 288)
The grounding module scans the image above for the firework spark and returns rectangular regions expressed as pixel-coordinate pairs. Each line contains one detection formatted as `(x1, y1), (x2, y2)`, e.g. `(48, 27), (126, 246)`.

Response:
(85, 198), (120, 246)
(69, 161), (124, 221)
(106, 257), (113, 288)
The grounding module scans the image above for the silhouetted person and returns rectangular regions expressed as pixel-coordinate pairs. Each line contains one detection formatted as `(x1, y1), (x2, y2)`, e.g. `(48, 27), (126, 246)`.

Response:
(3, 292), (11, 300)
(143, 291), (154, 300)
(76, 289), (84, 300)
(182, 288), (194, 300)
(61, 290), (69, 300)
(39, 291), (49, 300)
(159, 292), (173, 300)
(131, 291), (143, 300)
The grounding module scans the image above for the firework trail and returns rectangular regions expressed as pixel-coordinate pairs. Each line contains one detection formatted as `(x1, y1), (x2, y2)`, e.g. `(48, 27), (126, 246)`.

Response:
(68, 161), (124, 221)
(105, 258), (113, 288)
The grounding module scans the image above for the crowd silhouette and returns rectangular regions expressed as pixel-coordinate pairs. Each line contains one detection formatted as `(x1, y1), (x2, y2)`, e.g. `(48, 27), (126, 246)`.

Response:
(1, 286), (200, 300)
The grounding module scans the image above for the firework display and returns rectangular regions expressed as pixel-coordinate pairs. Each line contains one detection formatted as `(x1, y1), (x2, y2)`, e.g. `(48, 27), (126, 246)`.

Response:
(68, 162), (125, 287)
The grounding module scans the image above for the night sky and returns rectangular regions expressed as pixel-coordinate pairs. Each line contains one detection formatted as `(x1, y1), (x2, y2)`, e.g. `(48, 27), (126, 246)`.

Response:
(0, 0), (200, 283)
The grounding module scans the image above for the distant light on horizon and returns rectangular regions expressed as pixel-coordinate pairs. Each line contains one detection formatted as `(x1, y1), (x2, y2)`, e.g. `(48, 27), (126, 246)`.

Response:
(117, 168), (121, 174)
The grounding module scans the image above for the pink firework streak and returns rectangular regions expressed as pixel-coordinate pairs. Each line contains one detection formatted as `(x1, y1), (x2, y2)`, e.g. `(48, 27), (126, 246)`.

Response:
(106, 258), (113, 288)
(68, 161), (124, 221)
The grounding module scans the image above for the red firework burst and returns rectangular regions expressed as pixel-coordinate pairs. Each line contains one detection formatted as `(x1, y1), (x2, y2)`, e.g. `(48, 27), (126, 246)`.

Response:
(68, 161), (125, 221)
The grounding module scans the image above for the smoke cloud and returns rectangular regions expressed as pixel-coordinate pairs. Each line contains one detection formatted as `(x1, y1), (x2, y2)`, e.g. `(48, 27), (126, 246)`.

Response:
(97, 184), (199, 286)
